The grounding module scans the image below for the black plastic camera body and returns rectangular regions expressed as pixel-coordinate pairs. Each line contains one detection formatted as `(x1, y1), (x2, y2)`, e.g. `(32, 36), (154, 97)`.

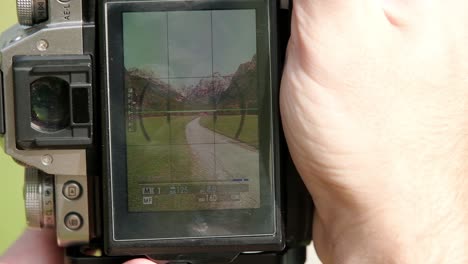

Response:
(0, 0), (313, 263)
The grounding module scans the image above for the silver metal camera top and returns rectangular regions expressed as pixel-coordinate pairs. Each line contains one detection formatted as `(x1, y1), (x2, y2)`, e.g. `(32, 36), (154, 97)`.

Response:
(1, 0), (85, 176)
(1, 0), (90, 247)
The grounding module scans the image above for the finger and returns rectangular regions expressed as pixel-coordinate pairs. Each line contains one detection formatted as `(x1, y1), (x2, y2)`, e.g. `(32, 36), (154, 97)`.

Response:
(123, 259), (156, 264)
(0, 229), (63, 264)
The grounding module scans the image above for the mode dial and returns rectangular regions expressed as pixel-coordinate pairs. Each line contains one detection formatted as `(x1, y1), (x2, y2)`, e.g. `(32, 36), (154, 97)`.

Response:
(24, 168), (55, 229)
(16, 0), (48, 26)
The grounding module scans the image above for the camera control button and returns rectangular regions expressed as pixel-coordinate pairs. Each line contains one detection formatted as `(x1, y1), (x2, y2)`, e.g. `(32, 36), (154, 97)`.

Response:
(62, 181), (82, 200)
(64, 213), (82, 231)
(16, 0), (48, 26)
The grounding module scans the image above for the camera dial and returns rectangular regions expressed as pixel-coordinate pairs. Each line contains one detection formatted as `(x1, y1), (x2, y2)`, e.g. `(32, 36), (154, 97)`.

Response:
(16, 0), (48, 26)
(24, 168), (55, 229)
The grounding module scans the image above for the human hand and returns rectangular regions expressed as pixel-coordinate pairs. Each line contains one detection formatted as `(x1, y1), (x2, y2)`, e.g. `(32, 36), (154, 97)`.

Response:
(0, 229), (63, 264)
(280, 0), (468, 263)
(0, 229), (154, 264)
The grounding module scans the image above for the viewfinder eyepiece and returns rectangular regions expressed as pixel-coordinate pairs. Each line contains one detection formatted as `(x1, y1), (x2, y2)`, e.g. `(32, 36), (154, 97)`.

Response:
(13, 55), (93, 149)
(30, 77), (70, 132)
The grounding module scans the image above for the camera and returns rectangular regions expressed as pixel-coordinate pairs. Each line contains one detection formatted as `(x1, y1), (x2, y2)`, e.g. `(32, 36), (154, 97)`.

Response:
(0, 0), (313, 263)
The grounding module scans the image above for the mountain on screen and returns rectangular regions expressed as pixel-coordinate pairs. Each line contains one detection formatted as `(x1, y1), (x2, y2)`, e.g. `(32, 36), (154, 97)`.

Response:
(217, 54), (257, 110)
(124, 54), (257, 112)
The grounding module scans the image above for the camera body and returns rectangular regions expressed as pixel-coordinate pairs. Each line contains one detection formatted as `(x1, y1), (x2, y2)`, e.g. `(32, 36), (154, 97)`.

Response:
(0, 0), (313, 263)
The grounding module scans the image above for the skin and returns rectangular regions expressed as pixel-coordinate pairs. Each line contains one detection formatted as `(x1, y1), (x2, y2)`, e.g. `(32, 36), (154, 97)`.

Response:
(0, 230), (63, 264)
(281, 0), (468, 263)
(0, 230), (154, 264)
(2, 0), (468, 263)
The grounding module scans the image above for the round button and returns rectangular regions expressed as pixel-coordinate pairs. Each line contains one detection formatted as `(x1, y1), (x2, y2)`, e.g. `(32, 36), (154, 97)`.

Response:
(64, 213), (82, 231)
(62, 181), (82, 200)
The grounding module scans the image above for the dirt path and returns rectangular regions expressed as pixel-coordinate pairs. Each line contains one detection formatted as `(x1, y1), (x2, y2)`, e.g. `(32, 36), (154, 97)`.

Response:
(185, 117), (259, 181)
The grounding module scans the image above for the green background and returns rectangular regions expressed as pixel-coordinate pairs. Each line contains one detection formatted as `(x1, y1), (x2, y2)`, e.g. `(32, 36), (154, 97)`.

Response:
(0, 0), (28, 255)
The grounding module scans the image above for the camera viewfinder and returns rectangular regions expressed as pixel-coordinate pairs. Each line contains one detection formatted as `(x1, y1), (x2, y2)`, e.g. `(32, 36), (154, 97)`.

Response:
(30, 76), (71, 132)
(13, 55), (93, 149)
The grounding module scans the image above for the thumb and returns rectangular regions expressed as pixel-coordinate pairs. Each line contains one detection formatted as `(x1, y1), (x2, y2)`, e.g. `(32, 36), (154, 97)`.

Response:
(123, 259), (156, 264)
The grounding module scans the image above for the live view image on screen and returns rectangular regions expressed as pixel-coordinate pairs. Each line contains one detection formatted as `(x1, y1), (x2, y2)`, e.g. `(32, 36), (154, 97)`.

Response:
(123, 10), (260, 212)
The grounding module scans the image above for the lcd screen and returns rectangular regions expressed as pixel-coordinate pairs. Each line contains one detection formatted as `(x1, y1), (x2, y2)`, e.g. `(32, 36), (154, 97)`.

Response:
(109, 3), (276, 240)
(123, 10), (263, 212)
